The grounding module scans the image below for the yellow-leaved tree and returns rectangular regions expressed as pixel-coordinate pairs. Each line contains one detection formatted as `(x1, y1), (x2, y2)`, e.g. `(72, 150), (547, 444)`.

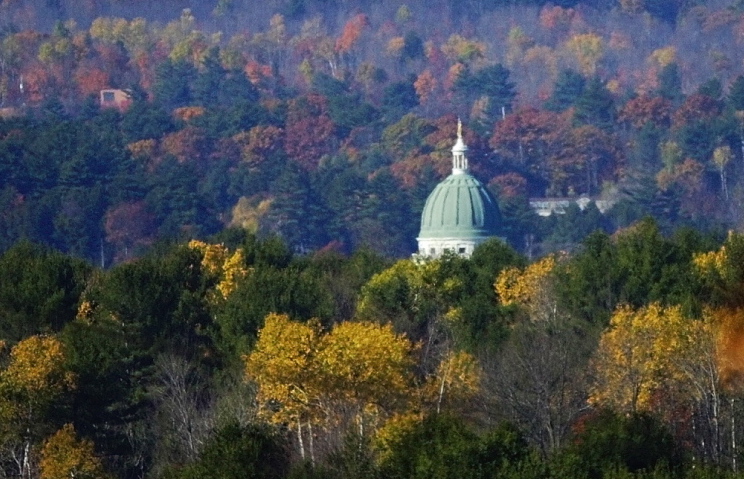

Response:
(495, 255), (557, 321)
(422, 350), (481, 414)
(713, 145), (732, 201)
(691, 234), (744, 464)
(315, 321), (413, 434)
(188, 240), (248, 300)
(564, 32), (604, 76)
(40, 424), (107, 479)
(245, 314), (413, 461)
(1, 335), (76, 417)
(244, 313), (322, 441)
(0, 335), (76, 479)
(229, 196), (273, 233)
(356, 257), (473, 388)
(593, 298), (735, 463)
(244, 313), (324, 461)
(649, 46), (677, 68)
(589, 303), (706, 414)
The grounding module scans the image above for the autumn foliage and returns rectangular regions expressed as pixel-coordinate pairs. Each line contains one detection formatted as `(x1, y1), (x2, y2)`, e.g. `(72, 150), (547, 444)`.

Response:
(245, 314), (413, 429)
(40, 424), (107, 479)
(4, 0), (744, 475)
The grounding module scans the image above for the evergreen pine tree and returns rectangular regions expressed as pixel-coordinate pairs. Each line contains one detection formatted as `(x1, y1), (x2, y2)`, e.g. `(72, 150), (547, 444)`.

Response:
(645, 0), (681, 24)
(545, 69), (586, 112)
(697, 77), (722, 100)
(220, 70), (260, 105)
(269, 163), (329, 252)
(574, 77), (615, 130)
(728, 75), (744, 110)
(192, 47), (225, 107)
(479, 64), (517, 113)
(656, 63), (684, 104)
(153, 59), (196, 109)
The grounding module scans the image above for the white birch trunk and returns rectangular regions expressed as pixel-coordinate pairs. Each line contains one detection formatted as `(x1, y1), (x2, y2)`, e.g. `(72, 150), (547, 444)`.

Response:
(297, 421), (305, 460)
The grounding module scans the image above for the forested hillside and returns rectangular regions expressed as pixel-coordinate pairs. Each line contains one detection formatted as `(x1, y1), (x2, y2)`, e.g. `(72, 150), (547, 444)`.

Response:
(4, 1), (744, 478)
(2, 225), (744, 479)
(1, 0), (744, 260)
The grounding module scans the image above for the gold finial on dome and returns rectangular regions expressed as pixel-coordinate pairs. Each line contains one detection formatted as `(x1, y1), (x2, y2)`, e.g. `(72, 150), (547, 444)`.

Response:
(457, 117), (462, 139)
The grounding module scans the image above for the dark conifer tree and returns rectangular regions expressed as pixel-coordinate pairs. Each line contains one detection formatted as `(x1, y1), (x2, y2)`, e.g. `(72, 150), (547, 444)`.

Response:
(545, 69), (586, 112)
(697, 77), (722, 100)
(357, 169), (417, 256)
(480, 64), (517, 119)
(0, 240), (90, 340)
(191, 47), (225, 108)
(574, 76), (615, 130)
(402, 31), (425, 61)
(728, 75), (744, 110)
(220, 70), (260, 105)
(269, 162), (329, 252)
(656, 63), (684, 104)
(121, 101), (176, 143)
(644, 0), (682, 24)
(382, 78), (419, 121)
(153, 59), (196, 109)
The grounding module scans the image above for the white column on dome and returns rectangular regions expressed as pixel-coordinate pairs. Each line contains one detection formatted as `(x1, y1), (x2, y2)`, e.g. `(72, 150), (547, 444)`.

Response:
(452, 118), (468, 174)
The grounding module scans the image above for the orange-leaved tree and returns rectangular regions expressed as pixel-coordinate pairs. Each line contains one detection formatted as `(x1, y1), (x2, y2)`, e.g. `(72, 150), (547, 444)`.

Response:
(693, 232), (744, 463)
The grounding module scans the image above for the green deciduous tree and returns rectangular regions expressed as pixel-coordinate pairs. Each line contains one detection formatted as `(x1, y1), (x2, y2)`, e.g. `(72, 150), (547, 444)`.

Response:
(377, 414), (528, 479)
(161, 422), (288, 479)
(356, 259), (451, 340)
(693, 232), (744, 308)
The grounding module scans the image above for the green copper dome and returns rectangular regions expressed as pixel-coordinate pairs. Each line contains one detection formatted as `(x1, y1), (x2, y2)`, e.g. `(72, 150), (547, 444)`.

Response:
(418, 172), (501, 239)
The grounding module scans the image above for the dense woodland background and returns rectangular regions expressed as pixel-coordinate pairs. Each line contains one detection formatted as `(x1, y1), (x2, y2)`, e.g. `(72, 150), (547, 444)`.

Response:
(5, 0), (744, 478)
(4, 0), (744, 260)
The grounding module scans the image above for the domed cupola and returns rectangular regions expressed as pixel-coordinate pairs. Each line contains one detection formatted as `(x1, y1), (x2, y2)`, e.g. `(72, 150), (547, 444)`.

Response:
(417, 120), (501, 258)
